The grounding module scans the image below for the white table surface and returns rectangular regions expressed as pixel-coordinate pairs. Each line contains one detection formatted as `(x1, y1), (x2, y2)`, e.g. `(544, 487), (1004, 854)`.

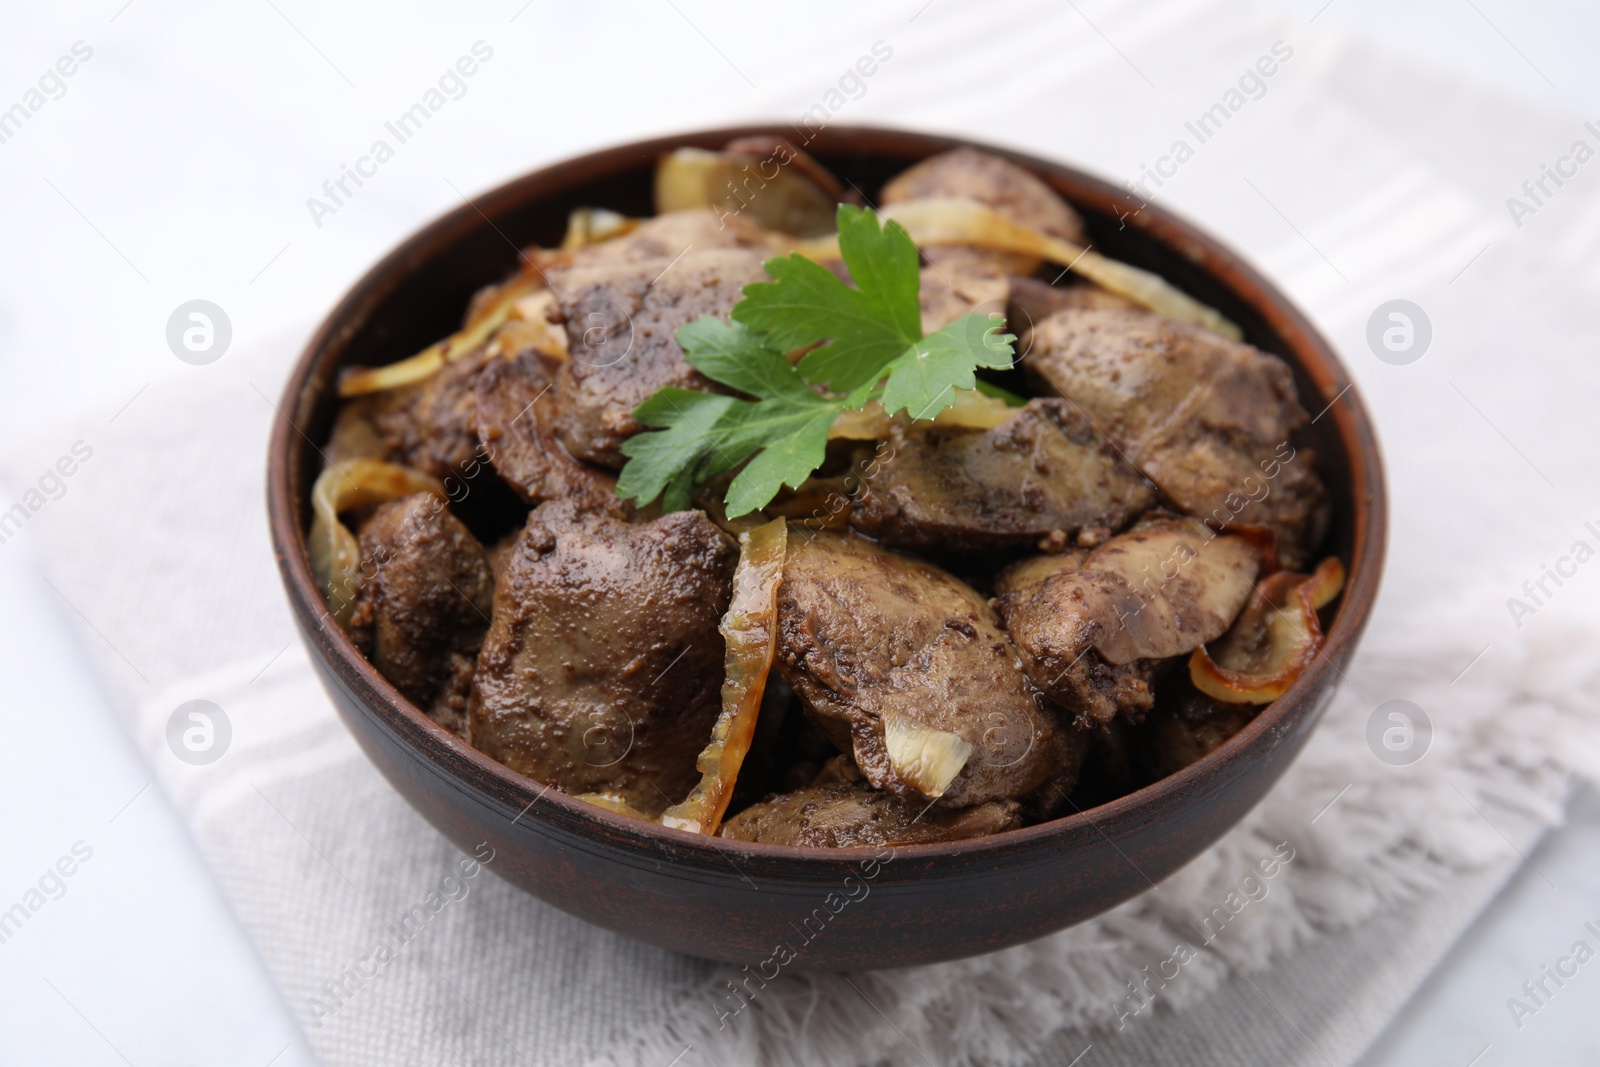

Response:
(2, 2), (1598, 1063)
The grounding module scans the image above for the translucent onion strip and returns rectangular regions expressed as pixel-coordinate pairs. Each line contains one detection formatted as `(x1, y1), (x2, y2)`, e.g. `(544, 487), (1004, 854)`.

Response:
(886, 198), (1242, 339)
(337, 273), (544, 398)
(560, 207), (639, 251)
(484, 292), (568, 362)
(828, 389), (1015, 440)
(1301, 556), (1346, 612)
(340, 205), (649, 400)
(308, 459), (445, 627)
(660, 517), (787, 835)
(1189, 557), (1345, 704)
(655, 147), (839, 237)
(655, 148), (734, 214)
(882, 713), (972, 799)
(574, 793), (652, 820)
(791, 198), (1242, 341)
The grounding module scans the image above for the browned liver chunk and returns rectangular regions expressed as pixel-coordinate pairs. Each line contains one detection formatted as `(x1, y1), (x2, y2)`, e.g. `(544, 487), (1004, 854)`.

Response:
(351, 493), (495, 737)
(470, 500), (737, 815)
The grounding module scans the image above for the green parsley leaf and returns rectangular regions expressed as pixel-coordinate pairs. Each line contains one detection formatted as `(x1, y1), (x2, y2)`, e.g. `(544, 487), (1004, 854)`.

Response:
(616, 388), (741, 514)
(615, 318), (843, 517)
(618, 203), (1018, 516)
(971, 377), (1028, 407)
(720, 405), (838, 518)
(878, 313), (1016, 420)
(734, 205), (922, 393)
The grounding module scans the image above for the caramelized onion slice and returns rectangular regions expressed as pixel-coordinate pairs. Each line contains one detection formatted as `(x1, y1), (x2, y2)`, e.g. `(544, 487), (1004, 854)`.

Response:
(660, 517), (788, 835)
(1303, 556), (1345, 611)
(574, 793), (652, 820)
(655, 146), (838, 237)
(883, 713), (972, 799)
(560, 207), (639, 251)
(486, 292), (568, 362)
(308, 459), (445, 627)
(828, 389), (1014, 440)
(654, 148), (727, 211)
(1189, 557), (1346, 704)
(791, 199), (1241, 341)
(761, 481), (853, 531)
(337, 273), (545, 398)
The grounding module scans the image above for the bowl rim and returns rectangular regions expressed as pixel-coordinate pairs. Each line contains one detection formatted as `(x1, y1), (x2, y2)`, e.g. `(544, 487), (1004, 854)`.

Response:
(266, 123), (1387, 868)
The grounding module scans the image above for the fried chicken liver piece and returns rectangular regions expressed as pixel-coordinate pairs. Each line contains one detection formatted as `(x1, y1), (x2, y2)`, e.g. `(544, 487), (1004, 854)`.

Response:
(350, 493), (495, 738)
(995, 513), (1260, 727)
(721, 780), (1022, 848)
(469, 500), (737, 815)
(916, 257), (1010, 334)
(850, 398), (1157, 554)
(473, 348), (622, 514)
(545, 210), (772, 468)
(325, 345), (494, 482)
(1026, 307), (1328, 567)
(1130, 677), (1260, 780)
(881, 147), (1088, 277)
(775, 529), (1077, 809)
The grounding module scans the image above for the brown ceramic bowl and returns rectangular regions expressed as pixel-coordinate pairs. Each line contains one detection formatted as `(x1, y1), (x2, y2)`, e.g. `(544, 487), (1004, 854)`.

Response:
(267, 125), (1386, 970)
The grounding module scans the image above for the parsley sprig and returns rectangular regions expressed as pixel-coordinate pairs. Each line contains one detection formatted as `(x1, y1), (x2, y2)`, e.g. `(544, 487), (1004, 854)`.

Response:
(616, 204), (1015, 517)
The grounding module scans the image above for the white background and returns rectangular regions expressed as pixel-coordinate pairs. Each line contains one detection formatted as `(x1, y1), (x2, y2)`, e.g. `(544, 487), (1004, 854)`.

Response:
(2, 1), (1598, 1063)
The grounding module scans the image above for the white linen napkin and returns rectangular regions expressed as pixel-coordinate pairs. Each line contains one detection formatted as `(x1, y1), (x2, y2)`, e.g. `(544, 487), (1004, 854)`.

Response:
(7, 2), (1600, 1064)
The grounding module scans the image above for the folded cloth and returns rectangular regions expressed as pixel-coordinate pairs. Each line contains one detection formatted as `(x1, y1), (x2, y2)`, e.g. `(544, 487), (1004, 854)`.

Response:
(7, 1), (1600, 1064)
